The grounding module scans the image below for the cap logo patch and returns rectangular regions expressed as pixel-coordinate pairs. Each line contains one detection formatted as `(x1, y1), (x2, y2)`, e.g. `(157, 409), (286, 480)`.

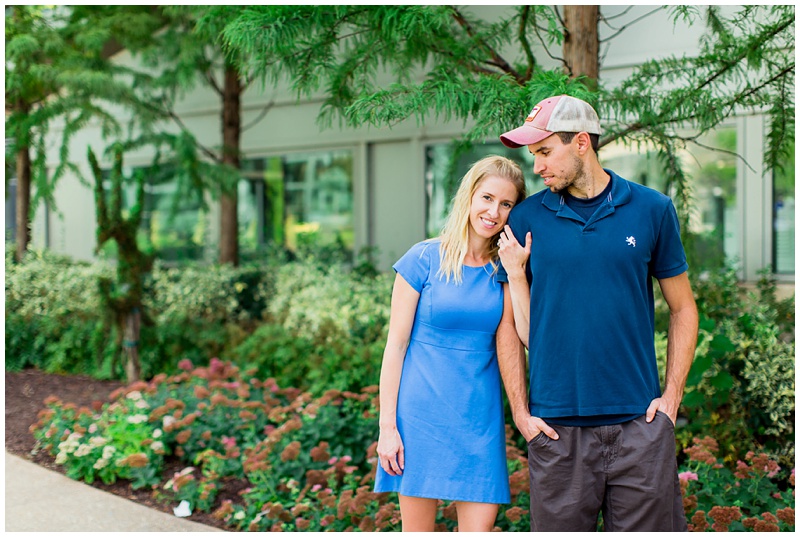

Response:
(524, 105), (542, 122)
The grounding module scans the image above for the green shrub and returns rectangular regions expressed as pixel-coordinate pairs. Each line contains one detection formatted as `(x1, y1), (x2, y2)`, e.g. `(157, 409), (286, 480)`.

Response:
(5, 251), (271, 379)
(225, 323), (385, 396)
(267, 261), (392, 346)
(678, 266), (795, 466)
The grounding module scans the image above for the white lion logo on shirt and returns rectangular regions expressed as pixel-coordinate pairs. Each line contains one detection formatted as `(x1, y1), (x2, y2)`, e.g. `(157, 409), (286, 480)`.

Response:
(626, 236), (636, 247)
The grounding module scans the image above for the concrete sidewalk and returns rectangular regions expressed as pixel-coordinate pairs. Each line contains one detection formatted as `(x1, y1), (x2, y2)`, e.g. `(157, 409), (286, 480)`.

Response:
(5, 452), (224, 532)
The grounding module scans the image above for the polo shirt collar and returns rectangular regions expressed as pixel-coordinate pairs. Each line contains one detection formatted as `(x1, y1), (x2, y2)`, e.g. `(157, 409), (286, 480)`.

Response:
(541, 168), (632, 212)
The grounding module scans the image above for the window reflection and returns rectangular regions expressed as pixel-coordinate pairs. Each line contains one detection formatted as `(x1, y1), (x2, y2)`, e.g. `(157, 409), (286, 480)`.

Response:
(773, 141), (795, 274)
(240, 149), (354, 256)
(601, 128), (738, 272)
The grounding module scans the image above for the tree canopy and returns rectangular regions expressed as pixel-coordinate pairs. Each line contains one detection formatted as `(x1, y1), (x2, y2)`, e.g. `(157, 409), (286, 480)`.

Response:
(220, 5), (794, 226)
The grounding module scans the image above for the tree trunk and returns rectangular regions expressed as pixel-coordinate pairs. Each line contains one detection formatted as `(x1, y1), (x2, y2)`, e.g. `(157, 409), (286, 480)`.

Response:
(15, 143), (31, 262)
(219, 62), (242, 266)
(563, 6), (600, 87)
(123, 308), (141, 383)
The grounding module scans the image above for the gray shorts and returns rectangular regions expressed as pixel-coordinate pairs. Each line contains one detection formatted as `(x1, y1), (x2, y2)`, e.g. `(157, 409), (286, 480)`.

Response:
(527, 412), (687, 532)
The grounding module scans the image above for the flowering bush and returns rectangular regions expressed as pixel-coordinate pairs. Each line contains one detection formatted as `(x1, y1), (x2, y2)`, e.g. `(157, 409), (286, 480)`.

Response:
(678, 436), (795, 532)
(31, 359), (539, 532)
(267, 261), (392, 346)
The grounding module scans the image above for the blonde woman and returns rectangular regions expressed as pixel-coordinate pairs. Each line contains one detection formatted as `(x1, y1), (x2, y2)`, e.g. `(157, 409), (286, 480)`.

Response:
(374, 156), (527, 531)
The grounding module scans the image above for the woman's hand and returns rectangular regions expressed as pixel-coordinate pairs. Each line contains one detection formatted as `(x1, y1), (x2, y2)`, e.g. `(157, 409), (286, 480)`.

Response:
(497, 225), (531, 277)
(377, 425), (405, 476)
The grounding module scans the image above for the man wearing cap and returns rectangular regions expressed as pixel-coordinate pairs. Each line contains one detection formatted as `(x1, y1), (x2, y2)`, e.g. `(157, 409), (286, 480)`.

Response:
(494, 95), (698, 531)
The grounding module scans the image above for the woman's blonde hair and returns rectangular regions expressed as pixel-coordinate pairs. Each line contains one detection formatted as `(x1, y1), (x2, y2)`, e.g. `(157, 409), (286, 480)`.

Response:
(438, 155), (526, 284)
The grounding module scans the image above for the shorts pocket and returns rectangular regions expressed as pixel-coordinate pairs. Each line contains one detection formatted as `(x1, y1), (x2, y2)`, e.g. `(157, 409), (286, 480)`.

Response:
(527, 431), (547, 447)
(655, 410), (676, 430)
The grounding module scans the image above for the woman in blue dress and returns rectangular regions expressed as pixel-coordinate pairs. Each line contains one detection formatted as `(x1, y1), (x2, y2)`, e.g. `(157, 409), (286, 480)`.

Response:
(374, 155), (527, 531)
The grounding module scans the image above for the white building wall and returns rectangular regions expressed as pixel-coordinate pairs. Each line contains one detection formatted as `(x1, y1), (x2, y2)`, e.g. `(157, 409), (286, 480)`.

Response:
(31, 5), (787, 282)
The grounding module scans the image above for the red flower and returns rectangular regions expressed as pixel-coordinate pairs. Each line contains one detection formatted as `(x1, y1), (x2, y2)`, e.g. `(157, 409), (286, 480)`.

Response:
(690, 510), (710, 532)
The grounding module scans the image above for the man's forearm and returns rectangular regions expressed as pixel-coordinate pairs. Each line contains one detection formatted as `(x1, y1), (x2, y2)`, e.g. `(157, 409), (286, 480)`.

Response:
(506, 273), (531, 348)
(662, 304), (699, 412)
(497, 284), (529, 420)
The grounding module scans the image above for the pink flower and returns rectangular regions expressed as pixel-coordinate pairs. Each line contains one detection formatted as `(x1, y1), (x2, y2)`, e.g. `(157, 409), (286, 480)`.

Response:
(177, 359), (193, 371)
(342, 455), (352, 463)
(328, 457), (338, 465)
(222, 436), (237, 449)
(679, 471), (699, 482)
(311, 484), (322, 492)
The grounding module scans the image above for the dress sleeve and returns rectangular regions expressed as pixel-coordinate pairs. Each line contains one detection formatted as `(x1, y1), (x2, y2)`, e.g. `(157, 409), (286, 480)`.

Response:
(392, 241), (433, 293)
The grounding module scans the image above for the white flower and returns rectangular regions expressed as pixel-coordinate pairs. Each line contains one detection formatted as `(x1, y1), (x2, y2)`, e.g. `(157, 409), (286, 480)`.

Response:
(88, 424), (98, 434)
(102, 445), (117, 459)
(126, 390), (142, 401)
(152, 429), (163, 439)
(163, 416), (176, 428)
(134, 399), (150, 410)
(234, 511), (245, 521)
(89, 436), (109, 447)
(55, 452), (68, 464)
(93, 458), (109, 470)
(74, 444), (93, 458)
(151, 441), (164, 452)
(127, 414), (148, 424)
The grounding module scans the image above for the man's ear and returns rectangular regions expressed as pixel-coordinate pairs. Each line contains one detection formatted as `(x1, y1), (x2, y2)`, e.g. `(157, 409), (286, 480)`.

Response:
(574, 131), (592, 155)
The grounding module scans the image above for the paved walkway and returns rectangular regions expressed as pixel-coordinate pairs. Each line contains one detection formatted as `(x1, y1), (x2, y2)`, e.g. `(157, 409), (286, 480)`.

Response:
(5, 452), (224, 532)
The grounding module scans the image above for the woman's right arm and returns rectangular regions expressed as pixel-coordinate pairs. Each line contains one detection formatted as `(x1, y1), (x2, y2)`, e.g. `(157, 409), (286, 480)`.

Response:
(377, 273), (420, 476)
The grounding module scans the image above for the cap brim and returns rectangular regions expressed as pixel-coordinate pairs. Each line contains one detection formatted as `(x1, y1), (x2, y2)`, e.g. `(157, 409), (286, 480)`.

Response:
(499, 125), (553, 149)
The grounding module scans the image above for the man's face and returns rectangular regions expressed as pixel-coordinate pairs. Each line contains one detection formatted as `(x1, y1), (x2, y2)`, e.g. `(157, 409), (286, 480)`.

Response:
(528, 134), (584, 195)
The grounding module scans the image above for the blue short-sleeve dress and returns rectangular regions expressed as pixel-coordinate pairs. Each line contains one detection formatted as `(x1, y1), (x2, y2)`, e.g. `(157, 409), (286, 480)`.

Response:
(373, 239), (510, 504)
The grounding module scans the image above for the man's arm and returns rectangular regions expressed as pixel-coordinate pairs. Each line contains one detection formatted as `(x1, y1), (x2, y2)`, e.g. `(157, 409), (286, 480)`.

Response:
(646, 272), (699, 424)
(498, 225), (532, 347)
(498, 284), (558, 442)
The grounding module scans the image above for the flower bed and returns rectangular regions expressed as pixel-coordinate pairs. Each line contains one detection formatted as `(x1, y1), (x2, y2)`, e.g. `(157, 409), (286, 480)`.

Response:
(31, 359), (793, 532)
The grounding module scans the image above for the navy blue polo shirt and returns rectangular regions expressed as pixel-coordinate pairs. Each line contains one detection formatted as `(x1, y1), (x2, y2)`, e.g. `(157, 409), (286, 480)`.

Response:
(498, 170), (688, 423)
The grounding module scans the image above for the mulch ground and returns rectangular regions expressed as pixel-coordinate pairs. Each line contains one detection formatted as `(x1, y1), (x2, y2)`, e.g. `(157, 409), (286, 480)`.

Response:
(4, 368), (240, 531)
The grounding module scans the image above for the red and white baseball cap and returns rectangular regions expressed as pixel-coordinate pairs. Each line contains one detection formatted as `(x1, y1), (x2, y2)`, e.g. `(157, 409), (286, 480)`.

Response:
(500, 95), (602, 148)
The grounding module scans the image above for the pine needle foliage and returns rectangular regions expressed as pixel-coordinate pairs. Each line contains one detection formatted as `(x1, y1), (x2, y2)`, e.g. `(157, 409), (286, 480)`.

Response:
(220, 5), (794, 221)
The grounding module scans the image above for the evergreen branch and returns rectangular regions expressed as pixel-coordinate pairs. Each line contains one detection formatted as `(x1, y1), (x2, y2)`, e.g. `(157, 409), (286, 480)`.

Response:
(599, 6), (634, 25)
(241, 100), (274, 132)
(554, 5), (566, 29)
(518, 6), (535, 81)
(448, 6), (523, 84)
(599, 6), (663, 43)
(724, 63), (794, 116)
(159, 100), (221, 163)
(695, 13), (793, 92)
(205, 69), (222, 96)
(532, 10), (567, 69)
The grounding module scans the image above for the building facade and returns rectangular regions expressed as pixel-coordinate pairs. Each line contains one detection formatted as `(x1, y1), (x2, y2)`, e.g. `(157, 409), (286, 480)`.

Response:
(17, 5), (794, 286)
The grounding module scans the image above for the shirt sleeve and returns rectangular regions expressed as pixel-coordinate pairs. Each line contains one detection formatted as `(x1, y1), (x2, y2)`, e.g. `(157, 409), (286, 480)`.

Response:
(650, 200), (689, 279)
(392, 241), (433, 293)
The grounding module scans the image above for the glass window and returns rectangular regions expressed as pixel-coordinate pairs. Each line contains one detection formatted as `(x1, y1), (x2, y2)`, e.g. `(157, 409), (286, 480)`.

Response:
(424, 142), (540, 237)
(106, 166), (205, 262)
(240, 149), (354, 256)
(602, 128), (738, 272)
(773, 141), (795, 274)
(426, 129), (740, 273)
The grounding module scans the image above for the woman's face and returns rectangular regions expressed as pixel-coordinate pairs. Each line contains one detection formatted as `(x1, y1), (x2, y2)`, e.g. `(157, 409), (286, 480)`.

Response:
(468, 175), (519, 241)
